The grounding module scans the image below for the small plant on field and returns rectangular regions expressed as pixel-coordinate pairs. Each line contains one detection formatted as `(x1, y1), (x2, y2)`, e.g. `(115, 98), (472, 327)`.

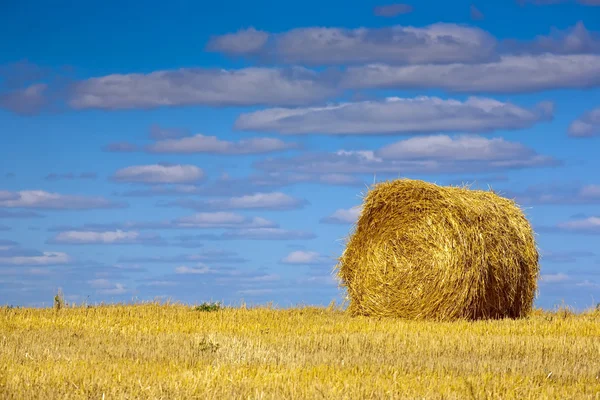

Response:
(196, 337), (220, 353)
(194, 302), (222, 312)
(54, 289), (65, 311)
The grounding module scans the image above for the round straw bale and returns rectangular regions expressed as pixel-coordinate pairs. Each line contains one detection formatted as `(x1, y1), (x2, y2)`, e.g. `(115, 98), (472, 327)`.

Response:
(336, 178), (539, 321)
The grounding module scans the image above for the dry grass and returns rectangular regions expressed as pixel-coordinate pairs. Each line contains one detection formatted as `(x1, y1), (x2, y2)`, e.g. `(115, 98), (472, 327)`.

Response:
(338, 179), (539, 321)
(1, 303), (599, 399)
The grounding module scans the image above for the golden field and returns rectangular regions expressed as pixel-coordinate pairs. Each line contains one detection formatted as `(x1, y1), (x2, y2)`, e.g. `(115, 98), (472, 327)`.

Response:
(0, 302), (599, 399)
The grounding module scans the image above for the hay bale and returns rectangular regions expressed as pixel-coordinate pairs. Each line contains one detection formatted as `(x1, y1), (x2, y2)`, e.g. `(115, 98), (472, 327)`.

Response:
(336, 178), (539, 321)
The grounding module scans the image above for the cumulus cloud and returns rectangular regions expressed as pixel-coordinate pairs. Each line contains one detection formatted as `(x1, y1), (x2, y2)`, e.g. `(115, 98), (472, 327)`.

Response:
(540, 250), (595, 263)
(342, 54), (600, 93)
(68, 67), (337, 110)
(503, 22), (600, 55)
(281, 250), (331, 265)
(568, 106), (600, 137)
(88, 279), (128, 295)
(120, 172), (362, 197)
(112, 164), (205, 184)
(0, 83), (48, 115)
(540, 273), (570, 284)
(146, 134), (298, 154)
(507, 183), (600, 204)
(377, 135), (540, 161)
(174, 212), (277, 228)
(235, 96), (553, 135)
(49, 212), (277, 232)
(554, 216), (600, 234)
(222, 228), (316, 240)
(119, 250), (248, 264)
(167, 192), (308, 211)
(207, 23), (496, 65)
(320, 207), (362, 224)
(119, 185), (205, 197)
(0, 251), (72, 266)
(49, 230), (164, 245)
(255, 135), (558, 175)
(0, 190), (124, 210)
(206, 27), (269, 55)
(0, 243), (72, 266)
(174, 265), (214, 275)
(149, 125), (190, 140)
(0, 60), (72, 115)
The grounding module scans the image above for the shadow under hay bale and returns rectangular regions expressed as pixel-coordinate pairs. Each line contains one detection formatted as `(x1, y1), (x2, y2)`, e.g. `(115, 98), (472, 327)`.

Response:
(336, 179), (539, 321)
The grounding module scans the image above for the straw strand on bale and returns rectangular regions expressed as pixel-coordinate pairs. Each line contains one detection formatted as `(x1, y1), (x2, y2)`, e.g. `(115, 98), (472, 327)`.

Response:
(336, 178), (539, 321)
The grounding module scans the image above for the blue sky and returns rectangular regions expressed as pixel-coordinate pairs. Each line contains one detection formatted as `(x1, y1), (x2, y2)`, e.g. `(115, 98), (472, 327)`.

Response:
(1, 0), (600, 310)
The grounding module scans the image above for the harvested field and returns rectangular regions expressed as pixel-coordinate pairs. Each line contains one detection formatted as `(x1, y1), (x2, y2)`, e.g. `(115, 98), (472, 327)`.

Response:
(0, 303), (599, 399)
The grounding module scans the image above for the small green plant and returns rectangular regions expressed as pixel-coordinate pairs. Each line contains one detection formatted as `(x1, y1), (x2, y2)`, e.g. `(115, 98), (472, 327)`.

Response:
(54, 289), (65, 311)
(195, 337), (220, 353)
(194, 302), (221, 312)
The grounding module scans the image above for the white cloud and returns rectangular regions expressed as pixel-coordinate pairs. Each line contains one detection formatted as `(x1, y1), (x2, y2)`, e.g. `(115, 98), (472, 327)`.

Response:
(119, 250), (247, 264)
(281, 250), (330, 265)
(48, 213), (277, 233)
(575, 280), (600, 288)
(207, 23), (496, 65)
(219, 192), (304, 209)
(568, 106), (600, 137)
(69, 67), (336, 109)
(507, 183), (600, 205)
(206, 27), (269, 54)
(377, 135), (536, 161)
(0, 83), (48, 115)
(256, 135), (557, 175)
(556, 216), (600, 234)
(320, 207), (362, 224)
(147, 134), (297, 154)
(0, 190), (122, 210)
(0, 251), (71, 266)
(342, 54), (600, 93)
(235, 96), (553, 135)
(540, 273), (570, 283)
(170, 192), (307, 211)
(113, 164), (204, 184)
(503, 22), (600, 55)
(50, 230), (161, 245)
(222, 228), (316, 240)
(175, 265), (214, 275)
(174, 212), (276, 228)
(99, 283), (128, 295)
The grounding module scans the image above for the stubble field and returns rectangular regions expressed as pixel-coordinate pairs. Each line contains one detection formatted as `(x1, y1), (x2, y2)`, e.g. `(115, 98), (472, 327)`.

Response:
(0, 302), (599, 399)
